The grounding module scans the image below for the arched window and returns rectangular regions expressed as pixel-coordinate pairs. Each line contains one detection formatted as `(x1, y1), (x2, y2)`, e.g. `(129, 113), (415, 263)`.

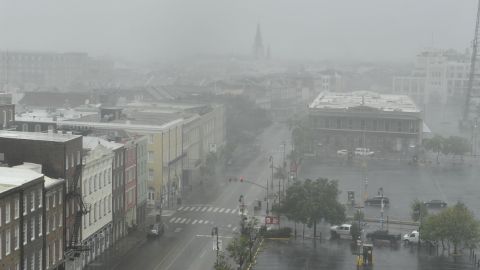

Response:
(34, 124), (41, 132)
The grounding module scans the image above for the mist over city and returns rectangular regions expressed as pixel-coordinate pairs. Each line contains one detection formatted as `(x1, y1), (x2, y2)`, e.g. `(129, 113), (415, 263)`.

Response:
(1, 1), (480, 270)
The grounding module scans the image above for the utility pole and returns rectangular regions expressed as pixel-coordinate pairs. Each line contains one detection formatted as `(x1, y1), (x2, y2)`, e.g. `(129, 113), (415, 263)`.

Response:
(212, 227), (219, 265)
(269, 156), (274, 189)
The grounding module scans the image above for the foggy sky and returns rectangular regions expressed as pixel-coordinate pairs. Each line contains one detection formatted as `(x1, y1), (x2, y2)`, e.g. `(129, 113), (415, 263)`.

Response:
(0, 0), (476, 62)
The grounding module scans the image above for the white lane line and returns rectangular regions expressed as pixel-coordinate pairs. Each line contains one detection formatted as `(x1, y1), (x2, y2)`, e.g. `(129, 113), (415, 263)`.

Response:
(201, 207), (208, 212)
(169, 217), (176, 223)
(207, 207), (214, 212)
(192, 219), (198, 225)
(219, 208), (225, 213)
(213, 207), (219, 213)
(177, 206), (185, 211)
(195, 234), (233, 239)
(225, 209), (231, 213)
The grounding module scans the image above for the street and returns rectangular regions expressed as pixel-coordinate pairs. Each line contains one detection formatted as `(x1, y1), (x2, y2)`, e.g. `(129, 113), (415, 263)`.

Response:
(98, 123), (291, 270)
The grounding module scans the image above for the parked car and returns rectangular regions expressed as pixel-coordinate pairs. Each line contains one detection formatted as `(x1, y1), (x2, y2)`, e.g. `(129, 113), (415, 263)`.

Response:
(403, 230), (420, 244)
(365, 196), (389, 206)
(424, 200), (447, 208)
(355, 148), (375, 157)
(336, 149), (348, 156)
(366, 230), (401, 243)
(147, 223), (165, 239)
(330, 224), (353, 239)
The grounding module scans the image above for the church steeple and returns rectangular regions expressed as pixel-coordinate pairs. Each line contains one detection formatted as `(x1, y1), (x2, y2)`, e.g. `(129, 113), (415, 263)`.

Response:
(252, 23), (265, 60)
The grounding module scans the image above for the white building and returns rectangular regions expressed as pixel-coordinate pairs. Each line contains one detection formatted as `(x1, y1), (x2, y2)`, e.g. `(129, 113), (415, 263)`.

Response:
(392, 48), (470, 105)
(80, 138), (114, 268)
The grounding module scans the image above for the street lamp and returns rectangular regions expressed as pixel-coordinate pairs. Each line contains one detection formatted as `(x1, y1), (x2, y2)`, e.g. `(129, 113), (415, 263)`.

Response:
(211, 227), (219, 265)
(269, 156), (274, 190)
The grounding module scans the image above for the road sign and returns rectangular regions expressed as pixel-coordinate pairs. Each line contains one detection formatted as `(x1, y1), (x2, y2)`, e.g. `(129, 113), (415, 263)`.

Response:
(265, 216), (280, 225)
(213, 239), (223, 251)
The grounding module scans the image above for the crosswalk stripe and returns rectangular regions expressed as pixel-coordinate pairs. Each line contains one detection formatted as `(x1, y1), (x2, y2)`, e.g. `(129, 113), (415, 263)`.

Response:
(191, 207), (197, 211)
(207, 207), (214, 212)
(180, 218), (187, 224)
(213, 207), (219, 212)
(231, 209), (237, 214)
(219, 208), (225, 213)
(225, 209), (231, 213)
(198, 220), (204, 224)
(174, 218), (181, 223)
(184, 207), (190, 211)
(177, 206), (185, 211)
(201, 207), (208, 212)
(227, 224), (232, 228)
(192, 219), (198, 225)
(232, 227), (237, 232)
(186, 219), (191, 224)
(169, 217), (176, 223)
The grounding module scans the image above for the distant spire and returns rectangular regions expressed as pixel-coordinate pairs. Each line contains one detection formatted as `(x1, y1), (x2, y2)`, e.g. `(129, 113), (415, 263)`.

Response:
(266, 44), (271, 60)
(252, 23), (265, 60)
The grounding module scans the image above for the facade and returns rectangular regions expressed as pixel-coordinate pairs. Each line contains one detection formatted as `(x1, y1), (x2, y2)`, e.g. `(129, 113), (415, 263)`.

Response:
(134, 136), (148, 230)
(0, 167), (44, 270)
(44, 177), (65, 270)
(81, 139), (114, 268)
(392, 48), (470, 105)
(123, 139), (137, 230)
(308, 91), (423, 153)
(0, 130), (84, 268)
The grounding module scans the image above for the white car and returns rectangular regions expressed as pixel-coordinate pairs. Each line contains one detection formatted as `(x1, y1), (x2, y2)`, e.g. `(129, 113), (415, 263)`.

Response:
(330, 224), (353, 239)
(355, 148), (375, 157)
(336, 149), (348, 156)
(403, 230), (419, 244)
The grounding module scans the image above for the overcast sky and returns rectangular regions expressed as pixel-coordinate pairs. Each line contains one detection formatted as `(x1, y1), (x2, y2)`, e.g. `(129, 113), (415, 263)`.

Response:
(0, 0), (477, 62)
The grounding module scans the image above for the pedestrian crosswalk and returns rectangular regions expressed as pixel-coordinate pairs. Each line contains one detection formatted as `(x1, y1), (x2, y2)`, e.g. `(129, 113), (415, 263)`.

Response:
(168, 217), (221, 226)
(176, 205), (241, 214)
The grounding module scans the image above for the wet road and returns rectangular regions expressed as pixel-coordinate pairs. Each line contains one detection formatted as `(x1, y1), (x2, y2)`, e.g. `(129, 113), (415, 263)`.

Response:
(255, 238), (477, 270)
(109, 123), (291, 270)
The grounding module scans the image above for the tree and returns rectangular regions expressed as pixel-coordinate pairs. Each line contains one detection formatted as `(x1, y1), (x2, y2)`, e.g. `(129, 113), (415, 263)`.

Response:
(226, 235), (249, 267)
(213, 252), (233, 270)
(444, 136), (470, 159)
(410, 199), (428, 223)
(423, 135), (445, 163)
(277, 178), (346, 238)
(420, 203), (480, 254)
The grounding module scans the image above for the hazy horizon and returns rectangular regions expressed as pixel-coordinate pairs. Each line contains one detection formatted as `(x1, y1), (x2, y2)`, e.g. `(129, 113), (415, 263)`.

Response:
(0, 0), (477, 63)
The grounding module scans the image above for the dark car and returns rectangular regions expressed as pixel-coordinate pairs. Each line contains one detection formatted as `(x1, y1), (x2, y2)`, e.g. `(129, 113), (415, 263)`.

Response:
(424, 200), (447, 208)
(366, 230), (401, 243)
(147, 223), (165, 239)
(364, 196), (389, 206)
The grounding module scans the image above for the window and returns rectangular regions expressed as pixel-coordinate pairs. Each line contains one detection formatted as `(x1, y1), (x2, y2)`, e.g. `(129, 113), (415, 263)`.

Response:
(53, 192), (56, 208)
(108, 195), (111, 213)
(14, 197), (19, 219)
(46, 215), (49, 235)
(58, 240), (62, 260)
(14, 224), (19, 250)
(58, 191), (62, 205)
(34, 124), (41, 132)
(52, 214), (56, 232)
(39, 248), (42, 270)
(5, 228), (10, 255)
(46, 195), (50, 211)
(30, 218), (35, 240)
(148, 169), (154, 182)
(77, 151), (81, 165)
(31, 252), (35, 270)
(38, 190), (42, 208)
(22, 123), (28, 131)
(71, 153), (75, 168)
(94, 203), (97, 221)
(89, 177), (92, 194)
(39, 215), (42, 236)
(89, 211), (91, 226)
(66, 156), (69, 169)
(59, 212), (62, 227)
(52, 241), (56, 264)
(148, 134), (153, 144)
(94, 175), (97, 191)
(104, 198), (107, 216)
(30, 191), (35, 211)
(23, 222), (27, 244)
(5, 202), (10, 224)
(148, 151), (154, 162)
(47, 245), (50, 267)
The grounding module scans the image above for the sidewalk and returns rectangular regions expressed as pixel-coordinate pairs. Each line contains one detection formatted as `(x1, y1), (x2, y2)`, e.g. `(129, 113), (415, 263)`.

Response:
(84, 229), (147, 270)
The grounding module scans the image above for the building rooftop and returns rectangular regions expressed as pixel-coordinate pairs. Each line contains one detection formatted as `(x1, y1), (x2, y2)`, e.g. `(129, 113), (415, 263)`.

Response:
(44, 176), (64, 189)
(309, 91), (420, 113)
(0, 167), (43, 193)
(83, 136), (123, 151)
(0, 130), (81, 142)
(16, 109), (98, 123)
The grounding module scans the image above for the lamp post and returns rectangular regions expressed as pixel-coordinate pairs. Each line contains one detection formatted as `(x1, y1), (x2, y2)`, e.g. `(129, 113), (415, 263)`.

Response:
(269, 156), (274, 190)
(212, 227), (219, 265)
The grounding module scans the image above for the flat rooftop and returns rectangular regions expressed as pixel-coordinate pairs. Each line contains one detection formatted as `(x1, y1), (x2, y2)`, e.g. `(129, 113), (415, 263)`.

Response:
(0, 167), (43, 193)
(309, 91), (420, 113)
(0, 131), (81, 142)
(83, 136), (123, 150)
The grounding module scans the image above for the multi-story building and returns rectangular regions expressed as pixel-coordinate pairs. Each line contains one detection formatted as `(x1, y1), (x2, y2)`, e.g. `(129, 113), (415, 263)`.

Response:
(308, 91), (423, 153)
(0, 130), (85, 269)
(81, 137), (114, 268)
(0, 167), (44, 270)
(392, 48), (470, 105)
(44, 176), (65, 270)
(123, 139), (137, 229)
(0, 93), (14, 130)
(134, 136), (148, 230)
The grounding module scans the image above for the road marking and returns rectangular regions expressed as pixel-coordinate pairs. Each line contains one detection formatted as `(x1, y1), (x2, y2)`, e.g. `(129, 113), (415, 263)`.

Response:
(225, 209), (231, 213)
(219, 208), (225, 213)
(198, 220), (204, 224)
(207, 207), (214, 212)
(199, 248), (208, 258)
(192, 219), (198, 225)
(161, 235), (195, 270)
(175, 218), (183, 223)
(196, 234), (233, 239)
(201, 207), (208, 212)
(232, 227), (237, 232)
(186, 219), (191, 224)
(213, 207), (219, 212)
(169, 217), (176, 223)
(184, 207), (191, 211)
(191, 207), (198, 211)
(174, 227), (182, 233)
(177, 206), (184, 211)
(180, 218), (187, 224)
(227, 224), (232, 228)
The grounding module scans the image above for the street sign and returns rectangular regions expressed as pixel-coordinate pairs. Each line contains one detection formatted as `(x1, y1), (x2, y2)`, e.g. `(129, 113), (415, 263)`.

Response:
(265, 216), (280, 225)
(213, 239), (223, 251)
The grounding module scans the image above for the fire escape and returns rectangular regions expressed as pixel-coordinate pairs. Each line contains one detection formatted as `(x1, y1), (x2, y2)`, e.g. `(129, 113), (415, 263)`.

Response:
(66, 163), (91, 258)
